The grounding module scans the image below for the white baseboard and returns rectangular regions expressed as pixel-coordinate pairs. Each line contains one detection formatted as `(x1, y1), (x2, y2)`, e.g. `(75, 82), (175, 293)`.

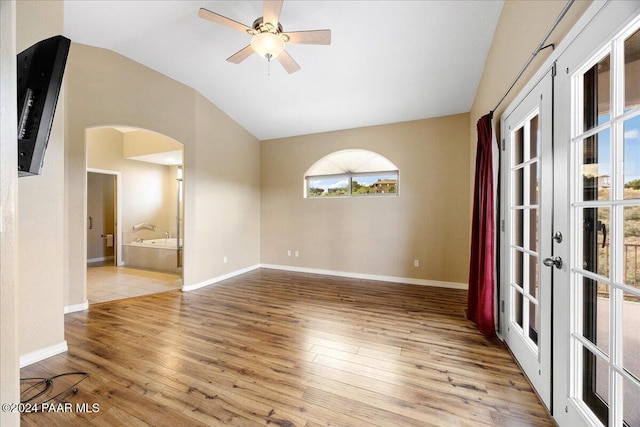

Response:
(64, 300), (89, 314)
(259, 264), (468, 290)
(20, 341), (68, 368)
(182, 264), (261, 292)
(181, 263), (467, 291)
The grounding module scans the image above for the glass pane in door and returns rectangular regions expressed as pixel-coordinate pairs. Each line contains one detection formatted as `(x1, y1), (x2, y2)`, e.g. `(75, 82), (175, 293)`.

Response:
(575, 274), (611, 355)
(624, 206), (640, 286)
(623, 375), (640, 425)
(623, 116), (640, 200)
(622, 290), (640, 382)
(583, 55), (610, 131)
(581, 345), (610, 426)
(579, 131), (611, 202)
(625, 28), (640, 113)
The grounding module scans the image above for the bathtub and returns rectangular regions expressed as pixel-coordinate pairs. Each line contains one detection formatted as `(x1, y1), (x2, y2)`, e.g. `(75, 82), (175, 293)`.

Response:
(123, 238), (183, 273)
(130, 238), (182, 249)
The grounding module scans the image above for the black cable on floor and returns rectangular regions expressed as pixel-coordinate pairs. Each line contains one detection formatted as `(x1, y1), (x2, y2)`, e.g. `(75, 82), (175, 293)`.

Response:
(20, 372), (89, 410)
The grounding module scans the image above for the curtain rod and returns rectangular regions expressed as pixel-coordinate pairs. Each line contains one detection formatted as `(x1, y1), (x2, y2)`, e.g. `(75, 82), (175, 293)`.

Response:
(491, 0), (575, 114)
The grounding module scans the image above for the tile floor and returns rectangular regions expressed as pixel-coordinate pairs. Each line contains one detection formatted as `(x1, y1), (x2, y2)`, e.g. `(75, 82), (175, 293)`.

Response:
(87, 263), (182, 303)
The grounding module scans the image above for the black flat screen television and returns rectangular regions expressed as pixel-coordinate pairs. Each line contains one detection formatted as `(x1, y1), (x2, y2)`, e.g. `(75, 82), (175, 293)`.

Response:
(17, 35), (70, 177)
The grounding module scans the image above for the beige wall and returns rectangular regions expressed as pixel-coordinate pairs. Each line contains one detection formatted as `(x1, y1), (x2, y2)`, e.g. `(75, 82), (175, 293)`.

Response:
(190, 92), (261, 284)
(16, 1), (66, 357)
(261, 114), (470, 284)
(65, 43), (261, 304)
(0, 1), (20, 424)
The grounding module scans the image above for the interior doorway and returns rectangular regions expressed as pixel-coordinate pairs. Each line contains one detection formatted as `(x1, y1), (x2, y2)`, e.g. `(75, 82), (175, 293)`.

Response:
(87, 170), (118, 266)
(85, 126), (184, 304)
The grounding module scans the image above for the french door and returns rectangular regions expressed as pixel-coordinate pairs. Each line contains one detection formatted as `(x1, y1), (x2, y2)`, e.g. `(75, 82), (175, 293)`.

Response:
(502, 69), (554, 410)
(552, 3), (640, 426)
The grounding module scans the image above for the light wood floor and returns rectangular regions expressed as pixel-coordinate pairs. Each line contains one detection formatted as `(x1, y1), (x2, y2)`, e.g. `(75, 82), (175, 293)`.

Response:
(20, 269), (553, 426)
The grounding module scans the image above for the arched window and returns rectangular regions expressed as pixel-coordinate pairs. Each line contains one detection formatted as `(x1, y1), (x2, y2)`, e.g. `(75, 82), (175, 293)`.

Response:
(304, 149), (399, 197)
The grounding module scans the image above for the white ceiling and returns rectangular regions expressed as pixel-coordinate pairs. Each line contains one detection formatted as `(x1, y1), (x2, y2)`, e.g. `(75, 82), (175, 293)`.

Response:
(64, 0), (503, 141)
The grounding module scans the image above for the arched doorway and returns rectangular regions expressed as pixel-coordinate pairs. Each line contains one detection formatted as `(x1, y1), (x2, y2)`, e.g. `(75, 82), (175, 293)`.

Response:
(85, 126), (184, 303)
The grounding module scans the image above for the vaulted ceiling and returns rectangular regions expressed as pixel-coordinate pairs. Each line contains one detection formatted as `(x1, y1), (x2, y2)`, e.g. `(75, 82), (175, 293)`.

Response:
(64, 1), (504, 141)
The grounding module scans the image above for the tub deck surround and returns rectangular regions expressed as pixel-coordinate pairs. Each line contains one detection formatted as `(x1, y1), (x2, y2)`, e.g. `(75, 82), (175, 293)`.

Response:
(21, 269), (552, 426)
(129, 238), (182, 249)
(123, 238), (182, 273)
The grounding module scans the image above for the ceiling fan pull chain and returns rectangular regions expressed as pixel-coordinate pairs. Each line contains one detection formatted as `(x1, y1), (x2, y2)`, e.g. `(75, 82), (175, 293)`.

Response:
(266, 53), (272, 76)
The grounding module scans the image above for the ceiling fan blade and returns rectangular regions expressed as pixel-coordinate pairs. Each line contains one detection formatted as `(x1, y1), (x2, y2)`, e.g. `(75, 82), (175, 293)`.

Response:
(226, 45), (254, 64)
(277, 50), (301, 74)
(198, 8), (252, 34)
(263, 0), (284, 27)
(284, 29), (331, 45)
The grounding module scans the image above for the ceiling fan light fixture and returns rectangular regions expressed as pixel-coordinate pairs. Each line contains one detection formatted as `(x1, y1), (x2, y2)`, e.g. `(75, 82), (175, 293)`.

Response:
(251, 32), (285, 59)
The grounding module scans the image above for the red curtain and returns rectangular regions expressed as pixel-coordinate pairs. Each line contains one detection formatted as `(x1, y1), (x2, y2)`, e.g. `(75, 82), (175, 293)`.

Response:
(467, 112), (496, 336)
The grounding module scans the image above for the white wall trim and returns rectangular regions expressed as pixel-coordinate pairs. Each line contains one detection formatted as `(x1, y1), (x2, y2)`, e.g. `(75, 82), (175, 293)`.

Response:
(260, 264), (468, 290)
(182, 264), (261, 291)
(64, 300), (89, 314)
(19, 341), (68, 368)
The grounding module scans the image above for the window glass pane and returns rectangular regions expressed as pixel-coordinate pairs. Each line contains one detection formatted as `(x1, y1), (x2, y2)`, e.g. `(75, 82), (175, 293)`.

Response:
(623, 374), (640, 426)
(529, 162), (538, 205)
(529, 116), (540, 159)
(307, 176), (348, 197)
(582, 344), (610, 427)
(514, 209), (523, 247)
(579, 130), (611, 202)
(529, 253), (539, 300)
(514, 287), (523, 328)
(583, 54), (610, 132)
(352, 173), (397, 195)
(588, 279), (610, 356)
(597, 207), (610, 279)
(529, 115), (539, 160)
(529, 208), (538, 253)
(624, 206), (640, 287)
(577, 273), (610, 353)
(624, 116), (640, 199)
(625, 28), (640, 113)
(529, 299), (538, 345)
(514, 168), (524, 206)
(514, 126), (524, 165)
(622, 290), (640, 383)
(579, 207), (610, 278)
(514, 249), (523, 287)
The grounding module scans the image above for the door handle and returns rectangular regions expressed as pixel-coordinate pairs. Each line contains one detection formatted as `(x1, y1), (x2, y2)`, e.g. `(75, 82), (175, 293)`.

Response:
(543, 256), (562, 269)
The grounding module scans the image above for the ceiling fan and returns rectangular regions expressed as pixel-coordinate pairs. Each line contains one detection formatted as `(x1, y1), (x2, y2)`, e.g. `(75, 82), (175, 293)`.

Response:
(198, 0), (331, 74)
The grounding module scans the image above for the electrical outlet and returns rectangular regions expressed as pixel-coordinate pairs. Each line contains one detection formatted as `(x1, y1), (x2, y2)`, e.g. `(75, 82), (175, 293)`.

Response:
(223, 256), (228, 264)
(295, 250), (299, 257)
(413, 259), (420, 267)
(287, 250), (291, 257)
